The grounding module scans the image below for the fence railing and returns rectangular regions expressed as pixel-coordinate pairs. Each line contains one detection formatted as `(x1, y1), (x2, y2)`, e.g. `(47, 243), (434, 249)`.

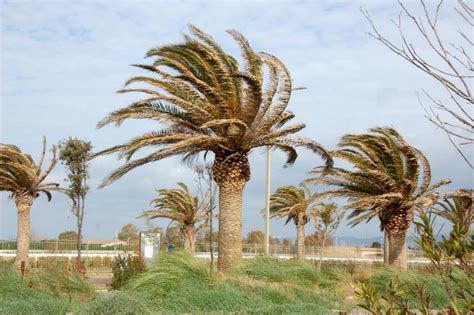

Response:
(0, 239), (139, 252)
(0, 239), (429, 268)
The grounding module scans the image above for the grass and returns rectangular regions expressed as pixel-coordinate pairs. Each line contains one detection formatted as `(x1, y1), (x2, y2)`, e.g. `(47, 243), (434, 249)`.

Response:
(82, 291), (156, 314)
(125, 251), (348, 313)
(25, 267), (96, 302)
(0, 266), (77, 314)
(0, 253), (459, 314)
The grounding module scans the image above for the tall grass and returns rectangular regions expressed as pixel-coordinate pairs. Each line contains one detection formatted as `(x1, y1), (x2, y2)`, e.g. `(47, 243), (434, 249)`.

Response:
(0, 266), (76, 314)
(25, 267), (96, 302)
(126, 251), (216, 298)
(124, 252), (346, 313)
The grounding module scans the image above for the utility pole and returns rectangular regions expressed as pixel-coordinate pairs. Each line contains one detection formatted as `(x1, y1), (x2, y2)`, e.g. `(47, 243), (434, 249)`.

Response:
(264, 147), (271, 256)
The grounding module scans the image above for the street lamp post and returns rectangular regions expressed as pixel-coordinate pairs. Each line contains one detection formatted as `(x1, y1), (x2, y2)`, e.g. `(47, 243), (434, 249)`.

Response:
(264, 147), (271, 256)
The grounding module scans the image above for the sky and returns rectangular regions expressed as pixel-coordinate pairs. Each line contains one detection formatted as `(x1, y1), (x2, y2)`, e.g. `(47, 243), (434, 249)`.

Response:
(1, 0), (472, 241)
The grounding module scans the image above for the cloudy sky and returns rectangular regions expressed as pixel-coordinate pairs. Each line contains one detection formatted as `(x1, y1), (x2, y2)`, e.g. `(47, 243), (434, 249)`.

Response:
(1, 0), (471, 241)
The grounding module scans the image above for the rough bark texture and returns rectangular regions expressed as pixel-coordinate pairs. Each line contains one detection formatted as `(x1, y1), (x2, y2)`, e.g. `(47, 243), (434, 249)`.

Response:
(213, 153), (250, 273)
(385, 208), (411, 270)
(296, 223), (305, 260)
(387, 229), (408, 270)
(14, 191), (34, 273)
(184, 225), (196, 253)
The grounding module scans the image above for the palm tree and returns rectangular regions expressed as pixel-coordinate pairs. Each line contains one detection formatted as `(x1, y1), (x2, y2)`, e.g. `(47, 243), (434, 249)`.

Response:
(95, 26), (332, 272)
(433, 190), (472, 234)
(0, 138), (67, 272)
(140, 183), (203, 253)
(269, 185), (317, 260)
(306, 127), (450, 270)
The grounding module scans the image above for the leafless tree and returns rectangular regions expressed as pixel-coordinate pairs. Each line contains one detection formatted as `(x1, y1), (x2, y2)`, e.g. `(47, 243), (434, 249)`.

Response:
(194, 163), (218, 271)
(362, 0), (473, 167)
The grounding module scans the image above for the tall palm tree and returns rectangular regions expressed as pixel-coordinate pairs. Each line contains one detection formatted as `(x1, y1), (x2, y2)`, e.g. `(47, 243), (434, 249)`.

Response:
(306, 127), (450, 270)
(433, 190), (472, 234)
(269, 185), (317, 260)
(0, 138), (66, 272)
(140, 183), (203, 253)
(95, 26), (332, 272)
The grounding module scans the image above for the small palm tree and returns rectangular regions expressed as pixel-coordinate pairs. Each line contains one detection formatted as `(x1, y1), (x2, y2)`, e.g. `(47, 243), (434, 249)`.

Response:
(269, 184), (317, 260)
(140, 183), (203, 253)
(0, 138), (67, 272)
(433, 190), (472, 234)
(95, 26), (332, 272)
(306, 127), (450, 270)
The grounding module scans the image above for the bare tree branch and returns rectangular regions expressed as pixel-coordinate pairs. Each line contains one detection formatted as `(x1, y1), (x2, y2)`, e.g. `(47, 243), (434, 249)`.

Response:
(362, 0), (473, 168)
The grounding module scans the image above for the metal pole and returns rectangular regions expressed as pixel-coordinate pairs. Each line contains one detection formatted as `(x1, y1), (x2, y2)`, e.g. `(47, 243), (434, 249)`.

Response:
(264, 147), (271, 256)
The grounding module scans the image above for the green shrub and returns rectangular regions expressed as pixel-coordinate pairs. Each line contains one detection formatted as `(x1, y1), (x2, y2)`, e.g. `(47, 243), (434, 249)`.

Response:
(369, 267), (450, 309)
(110, 254), (146, 290)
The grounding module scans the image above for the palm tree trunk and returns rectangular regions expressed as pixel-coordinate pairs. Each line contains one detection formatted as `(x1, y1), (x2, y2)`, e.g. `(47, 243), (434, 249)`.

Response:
(14, 192), (34, 273)
(213, 153), (250, 273)
(296, 223), (305, 260)
(184, 225), (196, 253)
(216, 181), (244, 272)
(387, 229), (408, 270)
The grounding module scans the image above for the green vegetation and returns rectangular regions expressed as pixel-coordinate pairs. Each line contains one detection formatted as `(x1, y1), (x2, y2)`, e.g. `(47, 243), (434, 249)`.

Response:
(369, 267), (449, 309)
(82, 292), (156, 314)
(110, 255), (146, 290)
(126, 251), (346, 313)
(25, 267), (96, 302)
(0, 266), (80, 314)
(0, 252), (470, 314)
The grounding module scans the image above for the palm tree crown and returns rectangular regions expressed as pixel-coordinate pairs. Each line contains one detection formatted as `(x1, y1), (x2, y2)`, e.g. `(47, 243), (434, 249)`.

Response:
(0, 138), (62, 200)
(141, 182), (202, 227)
(95, 25), (332, 186)
(269, 185), (316, 226)
(307, 127), (450, 233)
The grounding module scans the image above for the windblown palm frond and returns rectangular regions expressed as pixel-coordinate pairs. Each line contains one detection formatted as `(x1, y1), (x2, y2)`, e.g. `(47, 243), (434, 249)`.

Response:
(95, 25), (332, 187)
(306, 127), (451, 232)
(140, 182), (203, 228)
(433, 189), (473, 234)
(0, 137), (66, 199)
(269, 184), (317, 226)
